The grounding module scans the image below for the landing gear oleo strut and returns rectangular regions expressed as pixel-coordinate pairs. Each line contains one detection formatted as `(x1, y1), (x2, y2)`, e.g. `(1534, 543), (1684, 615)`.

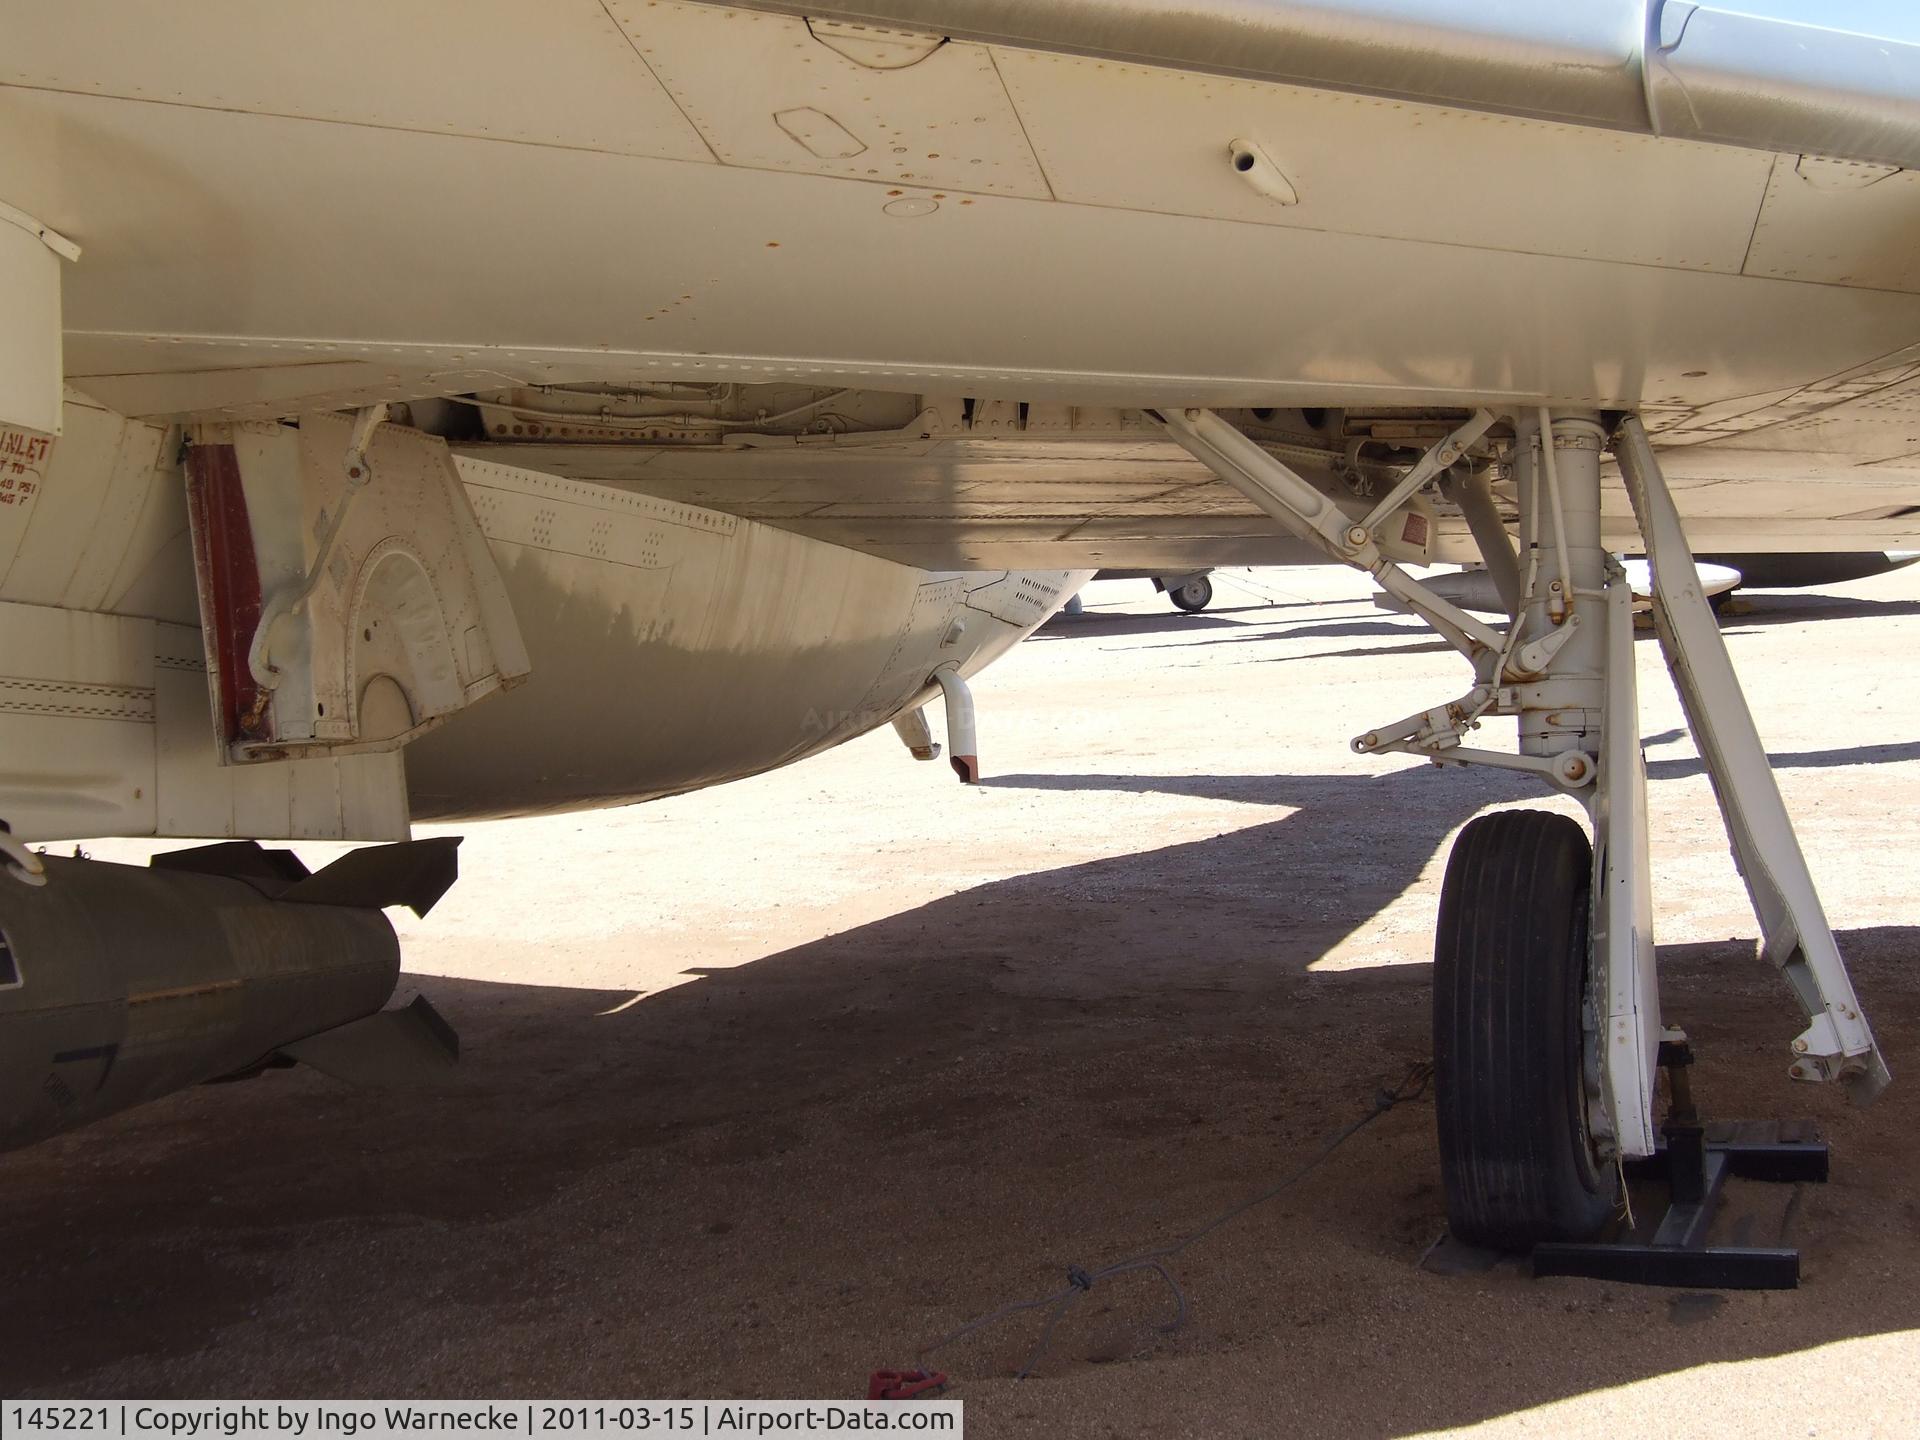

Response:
(1156, 405), (1887, 1256)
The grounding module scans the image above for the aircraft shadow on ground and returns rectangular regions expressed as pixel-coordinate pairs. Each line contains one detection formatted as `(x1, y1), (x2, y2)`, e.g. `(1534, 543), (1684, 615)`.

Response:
(1036, 592), (1344, 640)
(1647, 738), (1920, 778)
(1283, 639), (1460, 663)
(4, 766), (1918, 1427)
(1039, 586), (1920, 657)
(1719, 591), (1920, 629)
(1033, 610), (1250, 639)
(1125, 616), (1428, 655)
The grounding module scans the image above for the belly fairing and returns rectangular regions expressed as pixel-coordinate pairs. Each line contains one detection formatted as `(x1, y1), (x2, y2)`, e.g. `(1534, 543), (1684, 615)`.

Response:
(404, 467), (1082, 819)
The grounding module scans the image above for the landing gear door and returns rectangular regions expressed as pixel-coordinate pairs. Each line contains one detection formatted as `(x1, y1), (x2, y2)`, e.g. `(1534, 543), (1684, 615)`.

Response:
(185, 416), (530, 762)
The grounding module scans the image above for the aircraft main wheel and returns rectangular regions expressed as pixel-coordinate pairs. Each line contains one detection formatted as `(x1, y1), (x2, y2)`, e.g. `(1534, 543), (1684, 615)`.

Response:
(1433, 809), (1616, 1249)
(1168, 575), (1213, 612)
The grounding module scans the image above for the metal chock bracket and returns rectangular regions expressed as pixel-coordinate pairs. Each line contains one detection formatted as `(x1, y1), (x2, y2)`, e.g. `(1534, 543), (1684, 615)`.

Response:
(1611, 415), (1888, 1100)
(1533, 1039), (1829, 1290)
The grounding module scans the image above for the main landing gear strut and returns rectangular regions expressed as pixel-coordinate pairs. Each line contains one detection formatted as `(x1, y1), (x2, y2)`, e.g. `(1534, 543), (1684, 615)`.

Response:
(1156, 405), (1887, 1264)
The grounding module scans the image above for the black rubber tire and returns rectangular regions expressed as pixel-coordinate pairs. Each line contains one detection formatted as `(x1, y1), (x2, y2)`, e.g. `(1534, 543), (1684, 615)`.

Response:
(1168, 575), (1213, 612)
(1433, 809), (1616, 1249)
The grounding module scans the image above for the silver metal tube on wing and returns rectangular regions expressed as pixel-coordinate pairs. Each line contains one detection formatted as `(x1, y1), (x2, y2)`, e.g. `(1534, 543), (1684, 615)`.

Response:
(730, 1), (1920, 170)
(0, 839), (459, 1152)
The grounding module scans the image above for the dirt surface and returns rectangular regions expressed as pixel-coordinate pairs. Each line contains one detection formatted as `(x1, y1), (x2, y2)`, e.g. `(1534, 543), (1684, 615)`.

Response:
(7, 566), (1920, 1437)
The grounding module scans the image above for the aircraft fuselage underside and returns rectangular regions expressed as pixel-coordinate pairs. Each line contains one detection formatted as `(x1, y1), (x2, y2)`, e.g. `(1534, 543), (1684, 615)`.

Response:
(0, 395), (1084, 839)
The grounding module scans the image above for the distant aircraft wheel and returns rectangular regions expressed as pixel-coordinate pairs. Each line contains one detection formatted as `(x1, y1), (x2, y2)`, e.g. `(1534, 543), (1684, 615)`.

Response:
(1433, 809), (1616, 1249)
(1168, 575), (1213, 612)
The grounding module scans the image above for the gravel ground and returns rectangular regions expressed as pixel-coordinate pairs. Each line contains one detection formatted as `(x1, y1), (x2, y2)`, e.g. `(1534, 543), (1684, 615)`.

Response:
(6, 565), (1919, 1438)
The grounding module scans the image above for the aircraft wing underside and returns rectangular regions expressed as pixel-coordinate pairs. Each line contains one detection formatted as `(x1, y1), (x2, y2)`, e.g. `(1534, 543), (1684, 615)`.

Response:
(8, 1), (1920, 566)
(459, 370), (1920, 570)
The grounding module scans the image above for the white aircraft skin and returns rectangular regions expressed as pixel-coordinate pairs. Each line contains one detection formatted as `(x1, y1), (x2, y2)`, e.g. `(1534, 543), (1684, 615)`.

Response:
(398, 492), (1080, 820)
(6, 2), (1920, 559)
(0, 2), (1912, 1239)
(0, 395), (1081, 836)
